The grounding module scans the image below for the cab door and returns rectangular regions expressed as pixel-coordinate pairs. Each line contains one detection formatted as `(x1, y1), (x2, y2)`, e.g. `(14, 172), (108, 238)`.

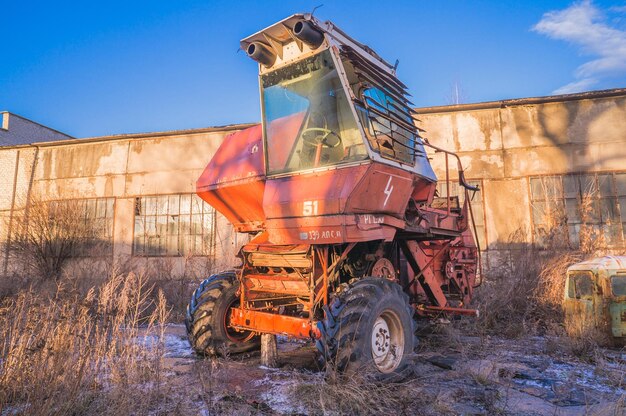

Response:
(609, 273), (626, 339)
(564, 271), (596, 337)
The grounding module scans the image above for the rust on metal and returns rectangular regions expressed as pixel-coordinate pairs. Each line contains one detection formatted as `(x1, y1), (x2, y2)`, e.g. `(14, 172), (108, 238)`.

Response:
(564, 256), (626, 345)
(418, 305), (480, 317)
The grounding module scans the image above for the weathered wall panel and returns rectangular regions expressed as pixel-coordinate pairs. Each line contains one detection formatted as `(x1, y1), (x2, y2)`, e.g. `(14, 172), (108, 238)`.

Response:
(419, 90), (626, 257)
(0, 149), (18, 211)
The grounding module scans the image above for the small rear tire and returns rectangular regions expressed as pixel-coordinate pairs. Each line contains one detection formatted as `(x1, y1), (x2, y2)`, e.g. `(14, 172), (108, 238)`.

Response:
(316, 278), (417, 381)
(186, 271), (260, 356)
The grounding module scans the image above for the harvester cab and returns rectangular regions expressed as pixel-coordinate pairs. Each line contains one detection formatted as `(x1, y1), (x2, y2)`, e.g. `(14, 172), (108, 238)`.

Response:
(188, 14), (481, 379)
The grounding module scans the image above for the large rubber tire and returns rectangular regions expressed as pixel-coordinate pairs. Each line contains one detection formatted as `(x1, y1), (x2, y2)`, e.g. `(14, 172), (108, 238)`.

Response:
(316, 278), (417, 381)
(186, 271), (260, 356)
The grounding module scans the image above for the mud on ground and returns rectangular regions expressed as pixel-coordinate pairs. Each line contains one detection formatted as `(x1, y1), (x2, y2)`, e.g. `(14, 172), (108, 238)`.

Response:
(148, 324), (625, 415)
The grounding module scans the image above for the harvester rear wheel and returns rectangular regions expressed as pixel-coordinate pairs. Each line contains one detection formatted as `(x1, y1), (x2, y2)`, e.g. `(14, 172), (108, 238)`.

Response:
(186, 271), (260, 356)
(316, 278), (416, 381)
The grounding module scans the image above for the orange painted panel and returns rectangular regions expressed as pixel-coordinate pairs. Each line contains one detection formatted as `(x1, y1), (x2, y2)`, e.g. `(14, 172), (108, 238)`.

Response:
(230, 307), (321, 339)
(346, 163), (415, 217)
(263, 164), (369, 219)
(196, 124), (266, 232)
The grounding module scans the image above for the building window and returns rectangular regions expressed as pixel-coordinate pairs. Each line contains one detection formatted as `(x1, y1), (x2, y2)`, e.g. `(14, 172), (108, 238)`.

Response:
(436, 180), (486, 249)
(49, 197), (115, 256)
(530, 173), (626, 248)
(133, 194), (216, 257)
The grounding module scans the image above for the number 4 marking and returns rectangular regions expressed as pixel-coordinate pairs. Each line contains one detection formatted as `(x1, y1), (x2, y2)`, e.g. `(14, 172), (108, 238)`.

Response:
(383, 176), (394, 207)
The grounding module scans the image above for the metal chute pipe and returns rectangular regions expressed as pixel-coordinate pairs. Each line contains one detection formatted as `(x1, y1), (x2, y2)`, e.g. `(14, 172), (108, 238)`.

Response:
(293, 20), (324, 49)
(246, 42), (276, 67)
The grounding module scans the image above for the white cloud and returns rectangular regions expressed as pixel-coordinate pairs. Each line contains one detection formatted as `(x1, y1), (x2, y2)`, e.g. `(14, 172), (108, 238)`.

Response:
(552, 78), (598, 94)
(533, 1), (626, 94)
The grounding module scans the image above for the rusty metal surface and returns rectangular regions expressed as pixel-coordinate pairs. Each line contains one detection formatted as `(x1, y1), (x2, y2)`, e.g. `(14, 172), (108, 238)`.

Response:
(564, 257), (626, 344)
(418, 305), (480, 317)
(371, 257), (396, 280)
(193, 14), (482, 341)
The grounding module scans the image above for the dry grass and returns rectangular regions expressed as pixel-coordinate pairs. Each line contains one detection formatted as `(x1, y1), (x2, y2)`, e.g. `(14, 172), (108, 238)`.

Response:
(0, 272), (170, 415)
(472, 232), (583, 338)
(470, 229), (626, 372)
(2, 194), (213, 324)
(288, 373), (434, 416)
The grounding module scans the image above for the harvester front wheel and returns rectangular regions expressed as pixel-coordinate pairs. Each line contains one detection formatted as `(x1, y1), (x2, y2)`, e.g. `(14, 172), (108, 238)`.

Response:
(186, 271), (260, 356)
(316, 278), (416, 381)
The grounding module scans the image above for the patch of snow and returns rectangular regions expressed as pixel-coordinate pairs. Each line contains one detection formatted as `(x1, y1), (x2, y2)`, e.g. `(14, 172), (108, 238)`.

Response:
(252, 369), (312, 414)
(515, 378), (553, 390)
(574, 367), (626, 395)
(131, 324), (194, 358)
(163, 334), (194, 358)
(1, 403), (30, 416)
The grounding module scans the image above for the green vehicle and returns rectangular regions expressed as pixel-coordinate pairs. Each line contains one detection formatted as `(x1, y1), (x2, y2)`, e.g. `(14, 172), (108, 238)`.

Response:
(564, 256), (626, 346)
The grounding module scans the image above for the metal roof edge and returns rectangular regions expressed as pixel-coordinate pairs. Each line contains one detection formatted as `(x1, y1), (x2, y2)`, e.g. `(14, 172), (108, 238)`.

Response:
(415, 88), (626, 115)
(0, 111), (75, 139)
(0, 122), (259, 149)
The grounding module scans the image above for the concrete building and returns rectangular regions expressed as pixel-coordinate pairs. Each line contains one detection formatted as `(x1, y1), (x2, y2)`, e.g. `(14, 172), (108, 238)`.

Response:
(0, 111), (73, 146)
(0, 124), (255, 275)
(420, 88), (626, 267)
(1, 88), (625, 276)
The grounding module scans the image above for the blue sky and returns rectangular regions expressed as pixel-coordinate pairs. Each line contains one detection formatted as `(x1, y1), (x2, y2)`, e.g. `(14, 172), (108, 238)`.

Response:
(2, 1), (626, 138)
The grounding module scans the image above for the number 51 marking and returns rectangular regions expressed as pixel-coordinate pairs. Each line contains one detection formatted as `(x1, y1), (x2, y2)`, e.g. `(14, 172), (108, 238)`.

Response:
(303, 200), (318, 216)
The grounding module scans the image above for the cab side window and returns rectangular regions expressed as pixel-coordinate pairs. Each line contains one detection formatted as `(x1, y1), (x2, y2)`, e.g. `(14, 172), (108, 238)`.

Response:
(568, 272), (594, 299)
(611, 275), (626, 296)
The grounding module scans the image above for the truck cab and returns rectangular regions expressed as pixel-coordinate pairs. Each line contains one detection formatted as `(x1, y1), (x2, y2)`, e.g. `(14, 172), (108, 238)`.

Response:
(564, 256), (626, 345)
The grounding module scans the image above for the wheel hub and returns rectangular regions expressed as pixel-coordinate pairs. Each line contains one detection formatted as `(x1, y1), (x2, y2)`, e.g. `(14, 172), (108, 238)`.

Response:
(371, 258), (396, 280)
(371, 317), (391, 357)
(370, 310), (405, 373)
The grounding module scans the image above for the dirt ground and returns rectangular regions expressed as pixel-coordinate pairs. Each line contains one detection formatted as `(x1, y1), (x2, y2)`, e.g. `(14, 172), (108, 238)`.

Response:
(145, 324), (626, 415)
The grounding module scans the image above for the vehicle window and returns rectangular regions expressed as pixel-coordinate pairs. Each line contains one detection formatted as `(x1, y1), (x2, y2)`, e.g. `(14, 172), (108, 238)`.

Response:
(359, 87), (416, 164)
(568, 272), (593, 299)
(611, 275), (626, 296)
(261, 50), (368, 175)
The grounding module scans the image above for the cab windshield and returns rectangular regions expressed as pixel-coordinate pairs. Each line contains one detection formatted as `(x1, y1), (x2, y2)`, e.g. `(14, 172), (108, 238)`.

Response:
(261, 50), (368, 175)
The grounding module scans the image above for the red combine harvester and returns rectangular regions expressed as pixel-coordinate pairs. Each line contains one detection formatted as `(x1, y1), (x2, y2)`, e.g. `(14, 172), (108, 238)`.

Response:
(186, 14), (481, 378)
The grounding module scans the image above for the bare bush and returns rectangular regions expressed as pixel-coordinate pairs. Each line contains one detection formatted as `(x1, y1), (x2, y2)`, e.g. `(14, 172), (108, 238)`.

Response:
(0, 272), (170, 415)
(472, 228), (582, 337)
(473, 245), (545, 337)
(123, 254), (217, 322)
(8, 196), (110, 282)
(532, 252), (582, 317)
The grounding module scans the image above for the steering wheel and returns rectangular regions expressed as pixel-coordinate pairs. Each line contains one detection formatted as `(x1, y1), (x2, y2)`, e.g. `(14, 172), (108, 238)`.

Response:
(301, 127), (342, 148)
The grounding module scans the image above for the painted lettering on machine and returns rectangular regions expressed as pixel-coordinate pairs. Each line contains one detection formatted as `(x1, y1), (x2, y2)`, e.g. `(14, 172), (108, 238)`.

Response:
(302, 200), (319, 216)
(299, 229), (342, 241)
(360, 214), (385, 224)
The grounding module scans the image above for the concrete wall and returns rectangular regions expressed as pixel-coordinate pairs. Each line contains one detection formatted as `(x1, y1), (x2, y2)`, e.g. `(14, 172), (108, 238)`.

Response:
(0, 112), (73, 147)
(2, 89), (626, 276)
(418, 89), (626, 266)
(0, 125), (254, 275)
